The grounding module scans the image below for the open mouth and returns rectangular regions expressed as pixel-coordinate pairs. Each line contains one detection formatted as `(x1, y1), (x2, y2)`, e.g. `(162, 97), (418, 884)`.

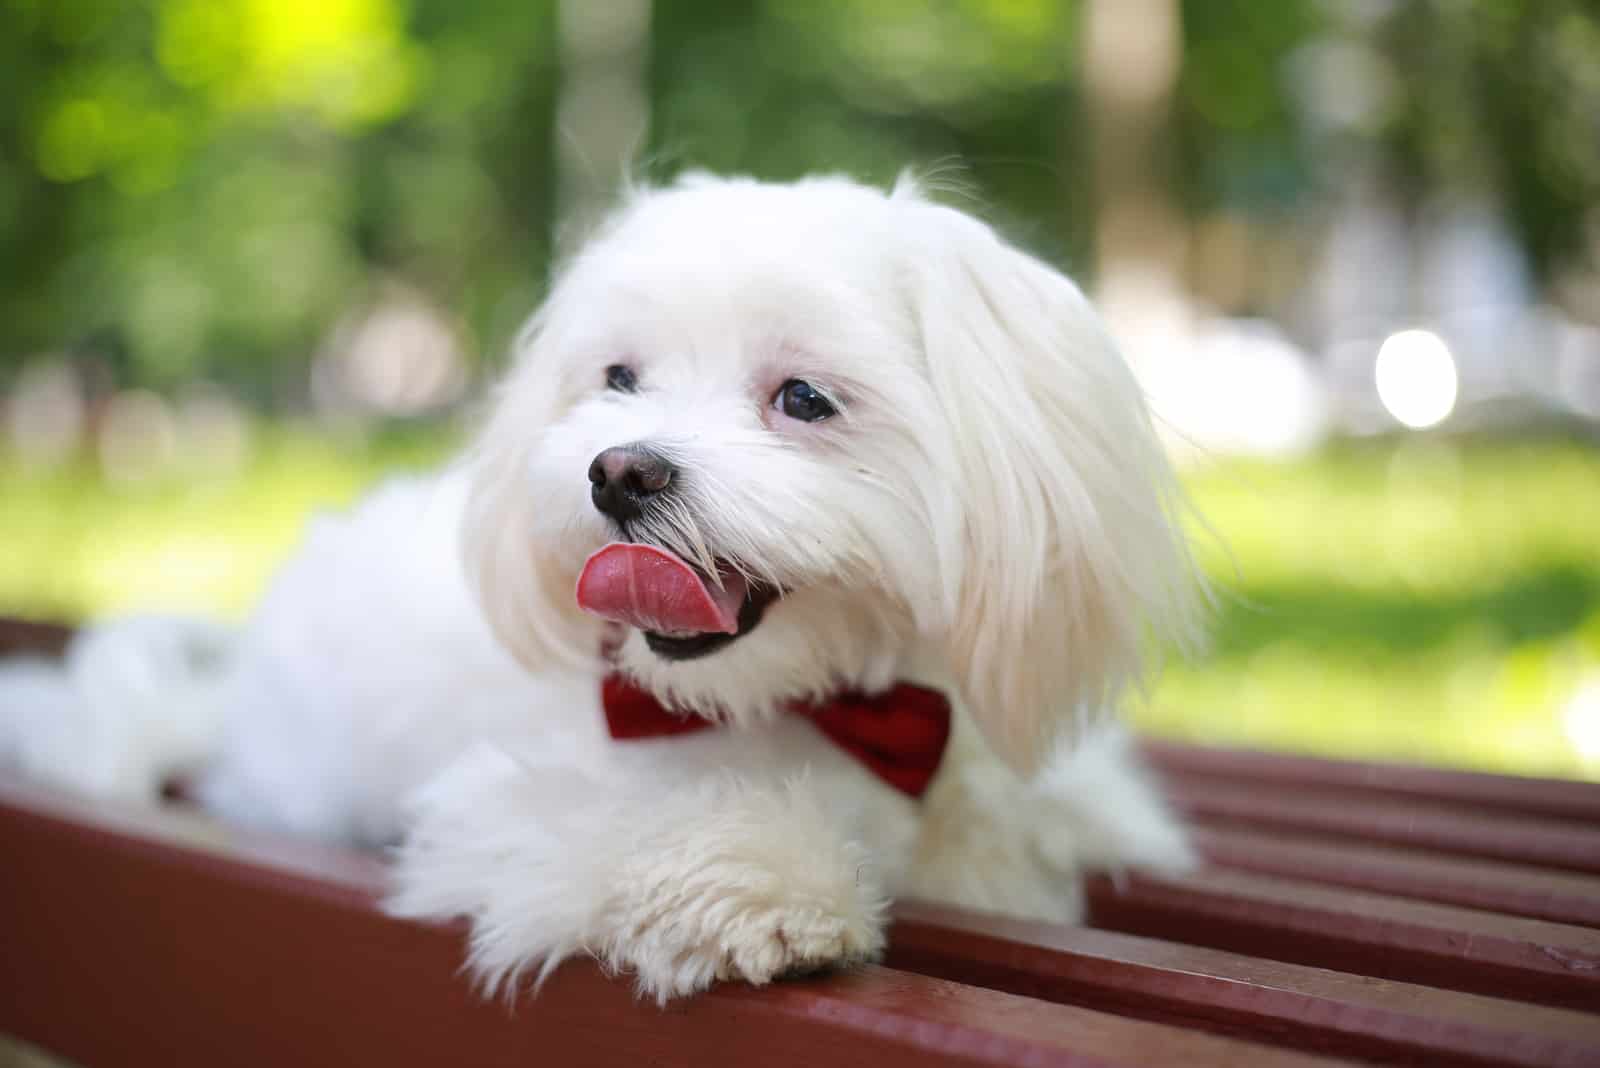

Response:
(641, 588), (775, 659)
(575, 543), (777, 661)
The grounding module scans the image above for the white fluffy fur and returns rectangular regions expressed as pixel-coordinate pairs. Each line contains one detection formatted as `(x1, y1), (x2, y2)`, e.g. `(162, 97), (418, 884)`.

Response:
(0, 173), (1200, 1003)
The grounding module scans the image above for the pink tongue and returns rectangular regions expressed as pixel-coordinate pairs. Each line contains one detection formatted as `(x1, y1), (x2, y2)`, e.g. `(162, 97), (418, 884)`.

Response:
(576, 543), (746, 636)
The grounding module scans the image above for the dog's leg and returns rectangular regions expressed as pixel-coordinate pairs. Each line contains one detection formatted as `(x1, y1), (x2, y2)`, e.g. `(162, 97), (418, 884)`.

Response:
(1024, 725), (1198, 878)
(905, 723), (1195, 923)
(388, 743), (888, 1003)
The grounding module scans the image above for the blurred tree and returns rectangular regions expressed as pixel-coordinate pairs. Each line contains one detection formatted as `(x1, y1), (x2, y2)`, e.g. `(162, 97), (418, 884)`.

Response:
(0, 0), (557, 400)
(647, 0), (1091, 267)
(1381, 0), (1600, 290)
(1173, 0), (1322, 223)
(2, 0), (1597, 399)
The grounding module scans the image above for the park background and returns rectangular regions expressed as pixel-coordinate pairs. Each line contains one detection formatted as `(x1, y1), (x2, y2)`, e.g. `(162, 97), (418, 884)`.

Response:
(2, 0), (1598, 779)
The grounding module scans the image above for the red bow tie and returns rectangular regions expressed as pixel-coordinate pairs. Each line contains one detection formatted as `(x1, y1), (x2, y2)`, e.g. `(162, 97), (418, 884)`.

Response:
(601, 674), (952, 799)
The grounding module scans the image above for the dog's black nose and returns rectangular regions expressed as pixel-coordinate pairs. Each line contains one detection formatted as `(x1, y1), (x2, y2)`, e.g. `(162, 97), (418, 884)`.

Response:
(589, 445), (674, 523)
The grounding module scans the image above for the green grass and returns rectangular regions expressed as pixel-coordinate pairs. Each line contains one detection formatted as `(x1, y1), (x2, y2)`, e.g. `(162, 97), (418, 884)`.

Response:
(0, 424), (457, 620)
(3, 428), (1598, 780)
(1141, 437), (1600, 779)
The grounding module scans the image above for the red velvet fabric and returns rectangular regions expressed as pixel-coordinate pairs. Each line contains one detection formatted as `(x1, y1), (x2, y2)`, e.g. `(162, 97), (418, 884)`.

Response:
(601, 674), (952, 799)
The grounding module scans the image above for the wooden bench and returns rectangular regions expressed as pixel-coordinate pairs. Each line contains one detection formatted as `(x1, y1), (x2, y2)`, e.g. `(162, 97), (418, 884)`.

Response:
(3, 618), (1598, 1067)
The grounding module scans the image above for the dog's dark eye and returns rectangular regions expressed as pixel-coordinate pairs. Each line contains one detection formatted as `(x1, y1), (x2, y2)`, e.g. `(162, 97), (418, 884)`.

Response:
(775, 379), (836, 422)
(605, 364), (638, 393)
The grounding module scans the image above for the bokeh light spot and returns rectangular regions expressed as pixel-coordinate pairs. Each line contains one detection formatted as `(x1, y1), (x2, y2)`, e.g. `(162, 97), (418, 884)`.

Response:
(1564, 675), (1600, 764)
(1375, 329), (1459, 429)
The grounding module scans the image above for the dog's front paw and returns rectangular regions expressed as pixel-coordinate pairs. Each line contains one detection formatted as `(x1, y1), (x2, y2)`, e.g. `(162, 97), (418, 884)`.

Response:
(718, 892), (884, 984)
(600, 788), (888, 1002)
(605, 868), (886, 1003)
(392, 759), (888, 1004)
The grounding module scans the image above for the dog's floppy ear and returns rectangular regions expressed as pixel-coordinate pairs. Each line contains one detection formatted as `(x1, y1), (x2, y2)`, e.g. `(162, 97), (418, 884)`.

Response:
(895, 185), (1202, 776)
(461, 313), (599, 673)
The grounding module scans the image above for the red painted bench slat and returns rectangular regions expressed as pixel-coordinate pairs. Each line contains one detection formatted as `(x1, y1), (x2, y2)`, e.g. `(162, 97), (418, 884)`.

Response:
(1190, 824), (1600, 928)
(1163, 778), (1600, 875)
(1085, 869), (1600, 1011)
(890, 901), (1600, 1068)
(1145, 741), (1600, 825)
(0, 618), (72, 659)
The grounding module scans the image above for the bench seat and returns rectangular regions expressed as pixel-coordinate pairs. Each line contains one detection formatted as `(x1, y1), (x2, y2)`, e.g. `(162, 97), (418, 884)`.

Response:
(2, 619), (1597, 1067)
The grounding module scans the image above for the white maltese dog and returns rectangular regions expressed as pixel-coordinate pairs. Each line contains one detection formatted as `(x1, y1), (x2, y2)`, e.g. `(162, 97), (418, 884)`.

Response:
(1, 172), (1202, 1002)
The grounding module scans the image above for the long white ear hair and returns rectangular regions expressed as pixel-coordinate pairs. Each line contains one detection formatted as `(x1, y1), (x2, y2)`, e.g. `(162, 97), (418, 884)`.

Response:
(895, 181), (1204, 776)
(460, 311), (600, 673)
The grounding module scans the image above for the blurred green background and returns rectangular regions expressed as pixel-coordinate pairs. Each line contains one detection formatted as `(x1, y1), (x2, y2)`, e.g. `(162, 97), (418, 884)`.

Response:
(2, 0), (1598, 779)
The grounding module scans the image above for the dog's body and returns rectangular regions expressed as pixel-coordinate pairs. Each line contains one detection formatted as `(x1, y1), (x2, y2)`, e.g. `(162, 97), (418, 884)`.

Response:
(1, 174), (1200, 1001)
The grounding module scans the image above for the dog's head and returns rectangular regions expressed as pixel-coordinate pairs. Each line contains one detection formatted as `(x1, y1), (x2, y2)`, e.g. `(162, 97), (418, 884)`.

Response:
(464, 173), (1200, 774)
